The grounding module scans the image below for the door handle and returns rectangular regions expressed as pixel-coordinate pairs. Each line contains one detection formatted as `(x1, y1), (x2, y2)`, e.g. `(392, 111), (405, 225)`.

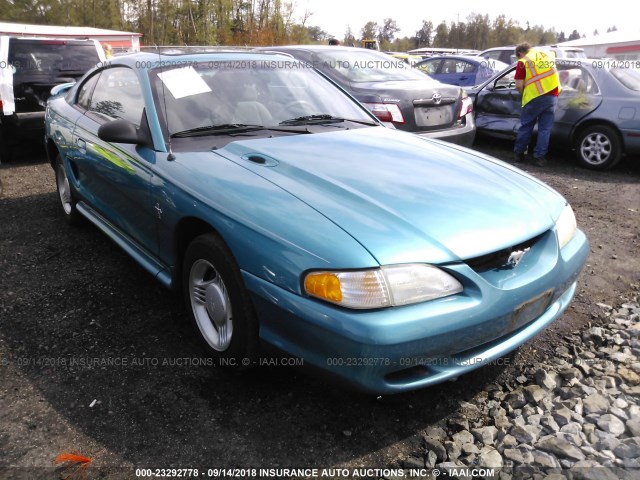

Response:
(77, 138), (87, 154)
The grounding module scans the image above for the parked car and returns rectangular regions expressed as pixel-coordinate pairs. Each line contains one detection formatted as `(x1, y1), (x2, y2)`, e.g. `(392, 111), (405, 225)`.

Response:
(415, 55), (509, 86)
(467, 58), (640, 170)
(45, 51), (589, 394)
(0, 36), (106, 162)
(477, 45), (587, 65)
(255, 45), (476, 147)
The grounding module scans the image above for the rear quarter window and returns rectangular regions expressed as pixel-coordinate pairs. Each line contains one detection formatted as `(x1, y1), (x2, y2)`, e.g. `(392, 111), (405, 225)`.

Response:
(610, 68), (640, 91)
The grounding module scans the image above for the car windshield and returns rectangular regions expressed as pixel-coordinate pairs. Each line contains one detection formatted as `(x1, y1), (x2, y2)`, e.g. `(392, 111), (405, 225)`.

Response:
(609, 67), (640, 91)
(150, 60), (375, 137)
(314, 49), (432, 83)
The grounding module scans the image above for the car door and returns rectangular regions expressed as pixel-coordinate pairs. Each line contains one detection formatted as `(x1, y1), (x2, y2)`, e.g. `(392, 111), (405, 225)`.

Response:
(473, 63), (603, 141)
(72, 67), (158, 254)
(473, 67), (522, 137)
(553, 64), (602, 143)
(438, 59), (477, 87)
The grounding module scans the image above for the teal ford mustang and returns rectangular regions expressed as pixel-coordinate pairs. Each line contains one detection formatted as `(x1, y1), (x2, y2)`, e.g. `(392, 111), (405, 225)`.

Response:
(45, 52), (589, 394)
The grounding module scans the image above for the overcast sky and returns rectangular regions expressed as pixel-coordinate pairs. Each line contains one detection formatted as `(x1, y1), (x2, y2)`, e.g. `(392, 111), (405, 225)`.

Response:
(294, 0), (637, 41)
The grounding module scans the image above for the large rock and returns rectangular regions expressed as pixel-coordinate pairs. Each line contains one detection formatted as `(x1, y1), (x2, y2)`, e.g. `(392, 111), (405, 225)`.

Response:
(536, 434), (586, 462)
(509, 424), (540, 445)
(626, 418), (640, 437)
(551, 407), (573, 426)
(597, 414), (626, 437)
(444, 441), (461, 462)
(447, 415), (469, 433)
(502, 448), (521, 464)
(613, 437), (640, 459)
(471, 426), (498, 446)
(504, 391), (527, 409)
(540, 414), (560, 433)
(592, 430), (621, 451)
(422, 436), (447, 463)
(478, 446), (503, 468)
(452, 430), (474, 446)
(582, 393), (610, 415)
(522, 385), (546, 404)
(618, 366), (640, 385)
(535, 368), (561, 391)
(531, 450), (561, 468)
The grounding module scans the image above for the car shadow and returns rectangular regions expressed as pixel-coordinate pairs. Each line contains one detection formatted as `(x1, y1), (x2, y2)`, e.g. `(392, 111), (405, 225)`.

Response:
(471, 135), (640, 181)
(1, 191), (515, 473)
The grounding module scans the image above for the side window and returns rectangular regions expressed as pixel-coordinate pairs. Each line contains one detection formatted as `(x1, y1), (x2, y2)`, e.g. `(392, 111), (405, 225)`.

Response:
(88, 67), (144, 126)
(418, 60), (441, 75)
(494, 69), (516, 89)
(558, 66), (599, 94)
(460, 61), (477, 73)
(442, 59), (459, 74)
(76, 73), (101, 110)
(483, 52), (502, 62)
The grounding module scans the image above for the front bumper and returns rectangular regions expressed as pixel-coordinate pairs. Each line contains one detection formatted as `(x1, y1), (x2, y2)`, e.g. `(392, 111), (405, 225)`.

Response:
(243, 228), (589, 394)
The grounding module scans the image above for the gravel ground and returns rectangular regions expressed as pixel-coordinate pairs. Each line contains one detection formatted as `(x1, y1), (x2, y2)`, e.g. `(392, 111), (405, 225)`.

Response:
(398, 297), (640, 479)
(0, 140), (639, 480)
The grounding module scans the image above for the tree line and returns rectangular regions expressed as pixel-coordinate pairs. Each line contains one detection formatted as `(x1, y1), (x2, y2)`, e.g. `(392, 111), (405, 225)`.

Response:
(1, 1), (602, 50)
(363, 14), (588, 52)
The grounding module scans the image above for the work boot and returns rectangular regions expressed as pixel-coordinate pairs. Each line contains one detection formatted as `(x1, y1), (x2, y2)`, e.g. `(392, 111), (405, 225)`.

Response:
(513, 151), (526, 163)
(533, 156), (548, 167)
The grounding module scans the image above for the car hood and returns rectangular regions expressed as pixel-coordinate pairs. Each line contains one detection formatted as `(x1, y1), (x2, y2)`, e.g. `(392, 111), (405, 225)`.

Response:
(214, 127), (564, 265)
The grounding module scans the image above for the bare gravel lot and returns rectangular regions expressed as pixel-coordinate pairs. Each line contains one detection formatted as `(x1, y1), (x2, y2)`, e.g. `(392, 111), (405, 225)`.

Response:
(0, 139), (639, 479)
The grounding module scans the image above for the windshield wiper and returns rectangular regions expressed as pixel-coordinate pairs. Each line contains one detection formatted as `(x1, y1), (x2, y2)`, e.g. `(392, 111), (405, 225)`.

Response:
(279, 114), (378, 126)
(171, 124), (262, 138)
(171, 123), (310, 138)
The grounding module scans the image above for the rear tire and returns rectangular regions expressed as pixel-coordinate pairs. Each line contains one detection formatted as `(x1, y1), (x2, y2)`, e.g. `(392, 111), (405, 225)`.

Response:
(182, 233), (258, 368)
(575, 125), (621, 170)
(54, 156), (83, 225)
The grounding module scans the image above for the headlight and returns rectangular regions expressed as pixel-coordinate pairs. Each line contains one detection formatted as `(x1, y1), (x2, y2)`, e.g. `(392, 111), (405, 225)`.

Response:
(304, 264), (463, 309)
(556, 203), (577, 249)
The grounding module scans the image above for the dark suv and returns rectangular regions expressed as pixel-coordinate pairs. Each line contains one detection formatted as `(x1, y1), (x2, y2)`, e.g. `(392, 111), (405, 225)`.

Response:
(0, 37), (105, 161)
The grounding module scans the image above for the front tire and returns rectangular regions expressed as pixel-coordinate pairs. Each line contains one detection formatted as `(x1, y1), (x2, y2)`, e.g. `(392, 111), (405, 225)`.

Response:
(575, 125), (621, 170)
(54, 156), (83, 225)
(183, 233), (258, 368)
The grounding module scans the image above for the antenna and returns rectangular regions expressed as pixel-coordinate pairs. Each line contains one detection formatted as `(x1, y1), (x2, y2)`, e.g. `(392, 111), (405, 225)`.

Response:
(156, 44), (176, 161)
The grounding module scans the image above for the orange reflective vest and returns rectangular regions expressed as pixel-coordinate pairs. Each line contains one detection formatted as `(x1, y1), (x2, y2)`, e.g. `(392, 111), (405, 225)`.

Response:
(518, 49), (562, 106)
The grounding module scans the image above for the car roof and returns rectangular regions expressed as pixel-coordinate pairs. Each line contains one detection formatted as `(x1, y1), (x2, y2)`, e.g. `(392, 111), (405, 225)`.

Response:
(6, 36), (101, 44)
(479, 46), (516, 52)
(100, 49), (295, 68)
(418, 55), (487, 63)
(258, 45), (386, 54)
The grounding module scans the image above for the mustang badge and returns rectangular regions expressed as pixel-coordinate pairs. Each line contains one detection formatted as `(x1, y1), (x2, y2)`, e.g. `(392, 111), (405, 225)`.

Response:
(507, 247), (530, 268)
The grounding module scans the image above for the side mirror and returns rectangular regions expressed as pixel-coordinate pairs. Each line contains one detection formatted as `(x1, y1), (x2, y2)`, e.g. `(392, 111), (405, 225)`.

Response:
(98, 119), (140, 144)
(50, 82), (75, 96)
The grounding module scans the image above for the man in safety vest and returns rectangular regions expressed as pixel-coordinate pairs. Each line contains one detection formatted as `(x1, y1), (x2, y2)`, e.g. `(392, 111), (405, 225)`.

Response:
(513, 43), (561, 167)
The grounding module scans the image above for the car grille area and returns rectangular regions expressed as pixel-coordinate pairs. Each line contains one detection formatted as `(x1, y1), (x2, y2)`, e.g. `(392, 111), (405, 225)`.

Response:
(464, 233), (545, 272)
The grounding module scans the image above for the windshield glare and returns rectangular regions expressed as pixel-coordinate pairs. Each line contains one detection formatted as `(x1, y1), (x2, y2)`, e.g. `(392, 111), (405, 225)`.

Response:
(151, 60), (374, 136)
